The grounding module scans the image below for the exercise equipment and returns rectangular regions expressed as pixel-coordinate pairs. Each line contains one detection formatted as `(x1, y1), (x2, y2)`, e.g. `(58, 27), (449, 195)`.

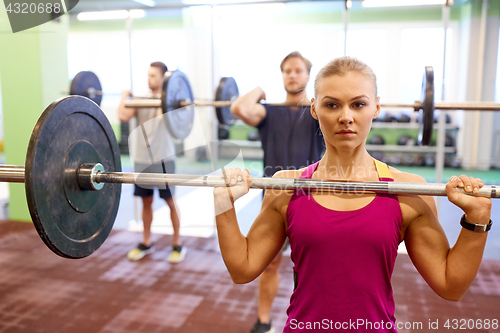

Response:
(247, 131), (260, 142)
(378, 112), (395, 123)
(218, 124), (230, 140)
(67, 71), (238, 141)
(69, 67), (500, 146)
(395, 112), (411, 123)
(195, 146), (208, 162)
(124, 71), (239, 140)
(6, 92), (500, 258)
(434, 111), (452, 123)
(418, 66), (434, 146)
(24, 96), (121, 259)
(368, 135), (385, 145)
(215, 77), (239, 126)
(445, 134), (455, 147)
(69, 71), (103, 106)
(397, 135), (415, 146)
(161, 71), (195, 140)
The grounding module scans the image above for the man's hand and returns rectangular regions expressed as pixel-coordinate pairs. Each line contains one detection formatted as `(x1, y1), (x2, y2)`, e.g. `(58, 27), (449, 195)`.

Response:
(121, 90), (132, 100)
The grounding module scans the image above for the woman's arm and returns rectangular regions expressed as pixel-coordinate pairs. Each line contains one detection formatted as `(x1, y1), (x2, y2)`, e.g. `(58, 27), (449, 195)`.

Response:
(400, 173), (492, 301)
(214, 168), (291, 284)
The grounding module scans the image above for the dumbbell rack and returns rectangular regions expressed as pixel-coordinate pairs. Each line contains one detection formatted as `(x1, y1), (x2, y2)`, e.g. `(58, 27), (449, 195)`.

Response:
(367, 116), (459, 167)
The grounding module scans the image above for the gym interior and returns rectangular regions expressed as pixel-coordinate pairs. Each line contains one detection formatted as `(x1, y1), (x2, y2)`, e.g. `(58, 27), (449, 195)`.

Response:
(0, 0), (500, 332)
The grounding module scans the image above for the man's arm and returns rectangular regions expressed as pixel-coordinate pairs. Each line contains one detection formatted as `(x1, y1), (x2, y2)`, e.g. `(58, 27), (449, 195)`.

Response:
(117, 90), (137, 122)
(230, 87), (267, 127)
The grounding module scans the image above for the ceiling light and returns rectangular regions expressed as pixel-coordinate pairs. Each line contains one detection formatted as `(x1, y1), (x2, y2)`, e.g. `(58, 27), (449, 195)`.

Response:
(362, 0), (449, 8)
(133, 0), (156, 6)
(77, 9), (145, 21)
(182, 0), (233, 4)
(216, 2), (286, 14)
(77, 10), (129, 20)
(129, 9), (146, 18)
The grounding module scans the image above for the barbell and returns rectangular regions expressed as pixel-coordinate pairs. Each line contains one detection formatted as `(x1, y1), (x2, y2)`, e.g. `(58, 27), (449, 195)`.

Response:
(68, 67), (500, 145)
(122, 66), (500, 146)
(65, 70), (240, 140)
(3, 95), (499, 259)
(67, 71), (104, 106)
(123, 71), (241, 140)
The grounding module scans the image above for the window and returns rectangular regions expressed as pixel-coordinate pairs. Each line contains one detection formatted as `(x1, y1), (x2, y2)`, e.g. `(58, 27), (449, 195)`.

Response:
(400, 27), (452, 104)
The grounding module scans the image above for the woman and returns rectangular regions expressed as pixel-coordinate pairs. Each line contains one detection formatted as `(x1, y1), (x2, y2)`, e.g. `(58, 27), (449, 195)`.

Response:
(213, 56), (492, 332)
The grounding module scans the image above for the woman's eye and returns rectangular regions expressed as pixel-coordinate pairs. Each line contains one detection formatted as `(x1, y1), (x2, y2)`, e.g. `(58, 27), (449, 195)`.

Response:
(353, 102), (366, 108)
(325, 103), (337, 108)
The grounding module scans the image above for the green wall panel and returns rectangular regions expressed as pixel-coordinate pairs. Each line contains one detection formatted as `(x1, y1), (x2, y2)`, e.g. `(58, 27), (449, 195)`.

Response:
(0, 9), (69, 221)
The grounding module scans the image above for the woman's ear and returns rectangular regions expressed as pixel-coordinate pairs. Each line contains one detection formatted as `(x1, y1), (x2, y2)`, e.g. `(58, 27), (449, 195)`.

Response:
(311, 98), (318, 120)
(373, 96), (381, 119)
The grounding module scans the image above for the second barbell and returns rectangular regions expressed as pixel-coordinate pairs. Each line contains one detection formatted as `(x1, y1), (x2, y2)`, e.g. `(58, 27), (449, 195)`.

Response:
(125, 67), (500, 145)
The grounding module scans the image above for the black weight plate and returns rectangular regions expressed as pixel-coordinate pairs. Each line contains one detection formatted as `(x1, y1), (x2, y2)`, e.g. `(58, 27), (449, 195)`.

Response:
(161, 71), (195, 140)
(215, 77), (239, 126)
(69, 71), (103, 106)
(418, 66), (434, 146)
(25, 96), (121, 259)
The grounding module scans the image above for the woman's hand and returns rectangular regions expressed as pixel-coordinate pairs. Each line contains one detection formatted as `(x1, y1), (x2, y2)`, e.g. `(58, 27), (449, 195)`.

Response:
(213, 168), (252, 215)
(446, 175), (492, 224)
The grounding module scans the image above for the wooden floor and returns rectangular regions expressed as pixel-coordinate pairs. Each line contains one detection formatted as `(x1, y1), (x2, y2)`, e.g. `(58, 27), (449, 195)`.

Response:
(0, 220), (499, 333)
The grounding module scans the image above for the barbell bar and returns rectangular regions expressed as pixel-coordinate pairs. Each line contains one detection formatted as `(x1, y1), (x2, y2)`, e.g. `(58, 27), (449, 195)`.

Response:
(67, 68), (500, 145)
(5, 95), (499, 260)
(382, 101), (500, 112)
(123, 99), (312, 108)
(1, 163), (498, 198)
(90, 165), (499, 198)
(125, 99), (500, 112)
(65, 70), (240, 140)
(188, 100), (500, 111)
(123, 66), (500, 147)
(122, 71), (238, 139)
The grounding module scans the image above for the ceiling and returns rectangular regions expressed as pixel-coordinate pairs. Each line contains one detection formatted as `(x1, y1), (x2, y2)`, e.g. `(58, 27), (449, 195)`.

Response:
(70, 0), (316, 13)
(69, 0), (470, 14)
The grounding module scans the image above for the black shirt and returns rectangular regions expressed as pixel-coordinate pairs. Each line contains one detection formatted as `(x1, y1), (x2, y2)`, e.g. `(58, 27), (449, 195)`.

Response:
(256, 105), (324, 178)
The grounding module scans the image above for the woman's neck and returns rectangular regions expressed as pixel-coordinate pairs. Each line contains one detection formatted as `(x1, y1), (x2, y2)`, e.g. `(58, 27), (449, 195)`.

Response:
(315, 148), (377, 181)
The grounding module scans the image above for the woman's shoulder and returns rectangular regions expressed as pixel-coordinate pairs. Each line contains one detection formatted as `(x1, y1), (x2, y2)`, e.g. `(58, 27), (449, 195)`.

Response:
(272, 168), (306, 179)
(388, 165), (427, 184)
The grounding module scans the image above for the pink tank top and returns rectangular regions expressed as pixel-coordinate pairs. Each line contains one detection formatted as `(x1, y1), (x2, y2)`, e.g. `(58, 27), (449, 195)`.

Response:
(283, 160), (402, 332)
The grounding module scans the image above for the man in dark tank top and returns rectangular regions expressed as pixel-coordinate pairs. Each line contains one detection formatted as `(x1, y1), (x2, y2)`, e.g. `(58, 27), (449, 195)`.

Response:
(231, 51), (324, 333)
